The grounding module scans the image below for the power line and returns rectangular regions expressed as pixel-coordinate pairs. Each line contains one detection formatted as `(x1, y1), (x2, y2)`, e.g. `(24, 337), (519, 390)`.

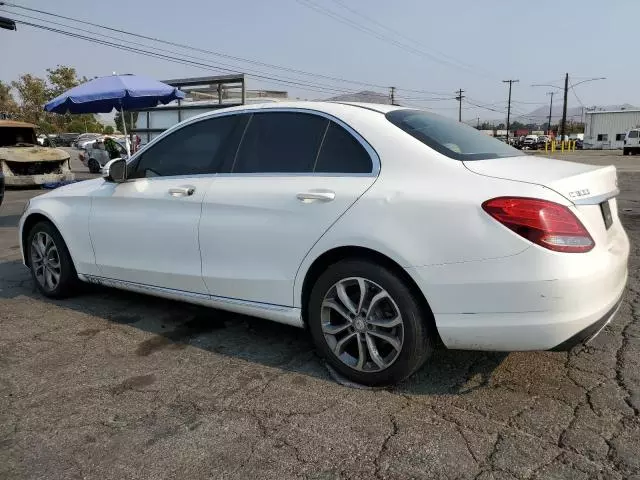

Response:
(2, 2), (512, 111)
(1, 1), (413, 94)
(9, 19), (361, 97)
(1, 9), (366, 96)
(296, 0), (491, 78)
(327, 0), (492, 77)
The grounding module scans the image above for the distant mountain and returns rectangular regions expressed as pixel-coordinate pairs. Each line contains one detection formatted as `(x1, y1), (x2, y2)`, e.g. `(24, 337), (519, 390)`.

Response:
(514, 104), (638, 123)
(325, 90), (391, 104)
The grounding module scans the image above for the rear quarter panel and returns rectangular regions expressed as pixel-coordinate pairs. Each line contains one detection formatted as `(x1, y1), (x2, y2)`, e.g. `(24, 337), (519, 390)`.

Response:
(293, 116), (572, 308)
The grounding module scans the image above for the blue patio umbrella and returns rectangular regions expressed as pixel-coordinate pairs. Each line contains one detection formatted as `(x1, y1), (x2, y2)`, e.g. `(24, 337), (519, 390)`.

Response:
(45, 73), (185, 155)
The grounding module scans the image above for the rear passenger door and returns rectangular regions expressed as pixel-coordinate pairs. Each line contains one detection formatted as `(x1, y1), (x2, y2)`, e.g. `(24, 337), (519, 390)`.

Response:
(199, 110), (379, 306)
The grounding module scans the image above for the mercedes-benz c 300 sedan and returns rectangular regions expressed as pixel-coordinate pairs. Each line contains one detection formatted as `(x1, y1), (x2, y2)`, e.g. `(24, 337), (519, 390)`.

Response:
(19, 102), (629, 385)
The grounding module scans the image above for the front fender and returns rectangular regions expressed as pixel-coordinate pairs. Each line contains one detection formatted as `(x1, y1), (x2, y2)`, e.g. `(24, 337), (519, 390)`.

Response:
(20, 196), (99, 277)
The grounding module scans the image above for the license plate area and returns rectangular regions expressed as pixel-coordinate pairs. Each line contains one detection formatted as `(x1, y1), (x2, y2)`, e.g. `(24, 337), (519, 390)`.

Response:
(600, 200), (613, 230)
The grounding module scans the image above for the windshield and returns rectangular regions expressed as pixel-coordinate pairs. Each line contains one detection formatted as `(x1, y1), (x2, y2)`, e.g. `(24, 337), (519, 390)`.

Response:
(0, 127), (38, 147)
(386, 109), (522, 161)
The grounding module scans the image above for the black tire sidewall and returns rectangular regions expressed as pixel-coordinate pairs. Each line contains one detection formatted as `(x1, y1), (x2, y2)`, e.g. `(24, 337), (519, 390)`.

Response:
(27, 221), (77, 298)
(307, 259), (434, 386)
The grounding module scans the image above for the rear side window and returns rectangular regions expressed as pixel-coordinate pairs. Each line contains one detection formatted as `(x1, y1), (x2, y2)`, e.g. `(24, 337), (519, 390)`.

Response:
(233, 112), (327, 173)
(386, 109), (521, 161)
(629, 130), (639, 138)
(134, 115), (247, 177)
(315, 122), (373, 174)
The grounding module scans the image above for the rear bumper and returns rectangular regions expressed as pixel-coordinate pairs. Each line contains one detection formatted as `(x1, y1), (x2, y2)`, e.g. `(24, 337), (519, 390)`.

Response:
(406, 228), (629, 351)
(550, 296), (623, 351)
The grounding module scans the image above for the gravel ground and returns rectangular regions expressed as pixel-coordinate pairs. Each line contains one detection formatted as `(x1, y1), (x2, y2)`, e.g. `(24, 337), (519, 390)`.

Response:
(1, 150), (639, 479)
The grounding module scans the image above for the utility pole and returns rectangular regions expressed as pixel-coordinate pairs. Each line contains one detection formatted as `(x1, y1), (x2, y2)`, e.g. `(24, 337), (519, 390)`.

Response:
(502, 79), (519, 142)
(560, 73), (568, 140)
(477, 116), (480, 129)
(455, 88), (465, 122)
(546, 92), (555, 136)
(389, 86), (396, 106)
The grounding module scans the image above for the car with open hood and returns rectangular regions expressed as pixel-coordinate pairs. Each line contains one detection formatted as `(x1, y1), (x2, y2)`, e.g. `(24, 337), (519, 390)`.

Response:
(0, 120), (75, 186)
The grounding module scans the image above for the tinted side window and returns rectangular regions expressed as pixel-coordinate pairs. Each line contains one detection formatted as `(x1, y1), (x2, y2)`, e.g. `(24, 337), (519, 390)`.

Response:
(233, 112), (327, 173)
(629, 130), (639, 138)
(315, 122), (372, 173)
(134, 115), (245, 178)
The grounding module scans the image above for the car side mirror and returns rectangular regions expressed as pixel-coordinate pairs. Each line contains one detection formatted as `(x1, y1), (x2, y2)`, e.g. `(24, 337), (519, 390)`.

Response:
(103, 158), (127, 183)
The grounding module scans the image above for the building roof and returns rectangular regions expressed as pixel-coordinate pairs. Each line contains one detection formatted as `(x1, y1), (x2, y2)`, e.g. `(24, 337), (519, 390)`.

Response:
(585, 109), (640, 115)
(0, 119), (36, 129)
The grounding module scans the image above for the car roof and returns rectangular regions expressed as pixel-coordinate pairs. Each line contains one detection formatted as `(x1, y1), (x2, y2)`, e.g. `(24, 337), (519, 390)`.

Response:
(0, 119), (36, 129)
(198, 100), (406, 115)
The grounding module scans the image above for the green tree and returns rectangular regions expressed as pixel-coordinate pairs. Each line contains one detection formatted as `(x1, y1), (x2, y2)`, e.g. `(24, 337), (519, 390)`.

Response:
(103, 125), (115, 134)
(114, 110), (138, 134)
(0, 80), (18, 118)
(11, 74), (49, 126)
(10, 65), (102, 133)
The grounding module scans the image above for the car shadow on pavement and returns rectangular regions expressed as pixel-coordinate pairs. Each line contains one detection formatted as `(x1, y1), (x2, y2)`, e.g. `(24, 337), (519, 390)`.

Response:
(0, 259), (507, 395)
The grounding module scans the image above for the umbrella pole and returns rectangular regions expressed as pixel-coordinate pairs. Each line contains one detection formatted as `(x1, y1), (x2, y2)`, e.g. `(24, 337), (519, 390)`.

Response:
(120, 106), (131, 158)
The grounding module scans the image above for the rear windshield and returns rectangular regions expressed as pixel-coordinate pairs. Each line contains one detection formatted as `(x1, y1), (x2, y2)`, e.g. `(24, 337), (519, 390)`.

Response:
(386, 109), (522, 161)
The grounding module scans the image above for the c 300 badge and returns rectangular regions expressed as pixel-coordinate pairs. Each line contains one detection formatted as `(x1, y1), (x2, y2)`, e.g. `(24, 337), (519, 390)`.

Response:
(568, 189), (590, 198)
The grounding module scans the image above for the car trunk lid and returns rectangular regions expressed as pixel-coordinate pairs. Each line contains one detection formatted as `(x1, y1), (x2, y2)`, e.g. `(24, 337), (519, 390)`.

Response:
(464, 155), (622, 250)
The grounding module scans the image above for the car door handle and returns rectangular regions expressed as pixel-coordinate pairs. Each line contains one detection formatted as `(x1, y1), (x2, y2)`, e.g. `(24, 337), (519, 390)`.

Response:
(168, 186), (196, 197)
(296, 191), (335, 203)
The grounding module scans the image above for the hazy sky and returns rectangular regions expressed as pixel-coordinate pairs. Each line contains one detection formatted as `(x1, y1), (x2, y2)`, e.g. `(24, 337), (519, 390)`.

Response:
(0, 0), (635, 122)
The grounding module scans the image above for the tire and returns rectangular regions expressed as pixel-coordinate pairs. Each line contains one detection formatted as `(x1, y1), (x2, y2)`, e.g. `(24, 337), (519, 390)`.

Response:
(88, 159), (100, 174)
(307, 259), (435, 386)
(27, 221), (78, 299)
(623, 148), (629, 156)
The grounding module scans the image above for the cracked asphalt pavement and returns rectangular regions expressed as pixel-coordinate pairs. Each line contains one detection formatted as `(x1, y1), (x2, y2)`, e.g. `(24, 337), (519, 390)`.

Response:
(1, 150), (639, 479)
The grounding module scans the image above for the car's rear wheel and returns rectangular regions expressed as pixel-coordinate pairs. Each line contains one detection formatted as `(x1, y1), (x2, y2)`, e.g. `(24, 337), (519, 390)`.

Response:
(308, 259), (435, 386)
(623, 148), (629, 156)
(88, 158), (100, 174)
(27, 221), (78, 298)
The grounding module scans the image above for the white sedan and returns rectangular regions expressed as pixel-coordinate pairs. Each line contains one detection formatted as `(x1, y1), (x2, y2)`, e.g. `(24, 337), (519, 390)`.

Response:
(18, 102), (629, 385)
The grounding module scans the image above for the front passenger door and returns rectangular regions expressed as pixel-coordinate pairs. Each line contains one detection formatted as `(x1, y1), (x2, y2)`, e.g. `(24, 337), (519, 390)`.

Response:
(89, 114), (246, 293)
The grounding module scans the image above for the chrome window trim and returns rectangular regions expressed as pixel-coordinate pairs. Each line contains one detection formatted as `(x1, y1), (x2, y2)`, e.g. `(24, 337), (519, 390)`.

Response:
(125, 106), (381, 179)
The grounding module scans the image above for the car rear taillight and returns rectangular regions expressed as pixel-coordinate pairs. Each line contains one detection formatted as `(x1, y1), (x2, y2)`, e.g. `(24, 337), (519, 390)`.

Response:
(482, 197), (594, 253)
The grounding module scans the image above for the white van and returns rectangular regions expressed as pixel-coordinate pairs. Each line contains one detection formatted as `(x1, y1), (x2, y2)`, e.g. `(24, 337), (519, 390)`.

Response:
(623, 129), (640, 155)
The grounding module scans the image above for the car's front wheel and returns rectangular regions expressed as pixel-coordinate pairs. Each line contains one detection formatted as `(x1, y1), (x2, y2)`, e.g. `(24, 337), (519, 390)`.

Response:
(27, 221), (78, 298)
(308, 259), (435, 386)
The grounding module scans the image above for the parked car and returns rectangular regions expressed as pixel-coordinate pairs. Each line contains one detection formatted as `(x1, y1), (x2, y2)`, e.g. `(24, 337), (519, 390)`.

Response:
(41, 134), (59, 147)
(623, 129), (640, 155)
(522, 135), (539, 149)
(0, 120), (74, 186)
(73, 133), (102, 149)
(55, 132), (81, 147)
(18, 102), (629, 386)
(79, 137), (127, 173)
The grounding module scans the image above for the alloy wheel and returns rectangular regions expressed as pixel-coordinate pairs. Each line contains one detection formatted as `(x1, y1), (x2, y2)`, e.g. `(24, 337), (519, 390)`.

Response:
(30, 231), (61, 292)
(321, 277), (404, 372)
